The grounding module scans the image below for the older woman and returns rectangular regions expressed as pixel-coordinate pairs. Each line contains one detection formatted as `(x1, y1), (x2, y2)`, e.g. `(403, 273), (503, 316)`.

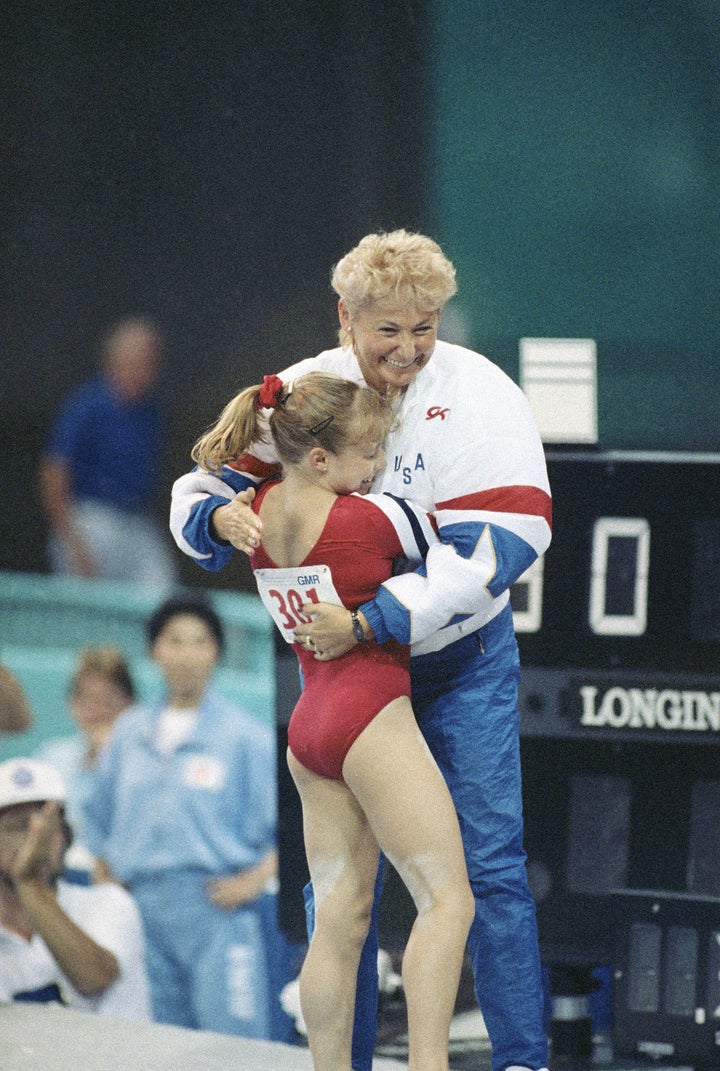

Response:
(171, 230), (552, 1071)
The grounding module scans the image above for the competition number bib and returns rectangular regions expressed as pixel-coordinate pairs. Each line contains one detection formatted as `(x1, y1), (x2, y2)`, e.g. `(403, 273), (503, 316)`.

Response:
(254, 565), (343, 643)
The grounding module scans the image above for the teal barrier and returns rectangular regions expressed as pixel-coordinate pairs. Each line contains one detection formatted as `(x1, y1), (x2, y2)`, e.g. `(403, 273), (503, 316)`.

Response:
(0, 572), (276, 761)
(0, 571), (272, 670)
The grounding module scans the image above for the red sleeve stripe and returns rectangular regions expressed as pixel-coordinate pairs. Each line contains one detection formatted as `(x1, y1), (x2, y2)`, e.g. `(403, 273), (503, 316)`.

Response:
(227, 454), (281, 479)
(436, 485), (552, 526)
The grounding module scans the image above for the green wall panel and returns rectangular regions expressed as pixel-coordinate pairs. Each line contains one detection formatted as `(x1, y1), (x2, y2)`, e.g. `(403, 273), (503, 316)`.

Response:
(430, 0), (719, 447)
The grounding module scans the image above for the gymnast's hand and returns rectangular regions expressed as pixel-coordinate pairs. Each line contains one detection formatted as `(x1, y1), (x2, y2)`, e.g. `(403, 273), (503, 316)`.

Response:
(210, 487), (262, 554)
(294, 602), (372, 661)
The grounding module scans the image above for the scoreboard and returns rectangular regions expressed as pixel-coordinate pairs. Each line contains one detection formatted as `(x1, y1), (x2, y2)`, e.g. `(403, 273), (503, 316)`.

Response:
(513, 449), (720, 967)
(515, 448), (720, 679)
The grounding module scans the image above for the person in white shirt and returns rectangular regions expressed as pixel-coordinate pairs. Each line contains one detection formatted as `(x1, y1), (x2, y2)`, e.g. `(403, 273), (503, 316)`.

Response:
(170, 229), (552, 1071)
(0, 757), (150, 1019)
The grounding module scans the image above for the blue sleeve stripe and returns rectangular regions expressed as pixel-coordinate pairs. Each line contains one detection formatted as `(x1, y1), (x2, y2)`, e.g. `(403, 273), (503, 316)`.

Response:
(382, 493), (432, 558)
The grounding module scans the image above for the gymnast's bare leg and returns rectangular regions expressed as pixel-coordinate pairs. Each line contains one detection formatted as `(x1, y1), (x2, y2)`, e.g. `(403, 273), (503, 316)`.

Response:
(288, 696), (474, 1071)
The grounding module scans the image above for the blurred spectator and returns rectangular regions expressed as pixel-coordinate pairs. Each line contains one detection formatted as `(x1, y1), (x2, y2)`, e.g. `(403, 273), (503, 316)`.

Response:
(0, 664), (32, 735)
(36, 646), (135, 878)
(0, 757), (150, 1018)
(83, 592), (294, 1040)
(38, 317), (178, 587)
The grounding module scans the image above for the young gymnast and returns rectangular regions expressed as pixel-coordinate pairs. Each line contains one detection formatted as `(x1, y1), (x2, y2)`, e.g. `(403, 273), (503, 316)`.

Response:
(192, 370), (474, 1071)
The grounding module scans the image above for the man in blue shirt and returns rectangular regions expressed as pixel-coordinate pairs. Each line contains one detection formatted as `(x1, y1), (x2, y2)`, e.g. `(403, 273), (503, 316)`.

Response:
(38, 317), (177, 587)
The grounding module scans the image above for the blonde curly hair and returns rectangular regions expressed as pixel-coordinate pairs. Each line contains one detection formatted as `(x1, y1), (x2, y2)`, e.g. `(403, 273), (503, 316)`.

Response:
(331, 230), (458, 347)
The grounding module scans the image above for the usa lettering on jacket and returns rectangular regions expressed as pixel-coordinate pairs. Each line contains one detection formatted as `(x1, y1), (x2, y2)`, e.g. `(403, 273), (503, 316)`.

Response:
(393, 452), (426, 486)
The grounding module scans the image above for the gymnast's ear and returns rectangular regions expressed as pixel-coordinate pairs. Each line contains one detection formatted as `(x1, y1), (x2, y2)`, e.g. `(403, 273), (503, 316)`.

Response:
(307, 446), (329, 472)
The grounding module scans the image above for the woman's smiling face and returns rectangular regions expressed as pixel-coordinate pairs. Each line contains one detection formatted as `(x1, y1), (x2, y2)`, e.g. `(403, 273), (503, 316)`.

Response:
(339, 300), (439, 394)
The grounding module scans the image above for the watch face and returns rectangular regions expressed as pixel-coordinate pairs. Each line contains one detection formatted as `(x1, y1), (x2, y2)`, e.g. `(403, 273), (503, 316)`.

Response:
(351, 612), (366, 643)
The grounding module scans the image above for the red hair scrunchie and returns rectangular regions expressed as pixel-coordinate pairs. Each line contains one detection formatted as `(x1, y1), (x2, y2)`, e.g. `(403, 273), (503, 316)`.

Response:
(258, 374), (285, 409)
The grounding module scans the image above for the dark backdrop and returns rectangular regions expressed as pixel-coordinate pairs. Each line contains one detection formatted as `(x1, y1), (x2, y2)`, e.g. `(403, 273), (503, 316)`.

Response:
(1, 1), (429, 589)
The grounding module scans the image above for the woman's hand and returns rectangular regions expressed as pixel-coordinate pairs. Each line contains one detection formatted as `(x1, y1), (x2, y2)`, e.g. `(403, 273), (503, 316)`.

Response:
(211, 487), (262, 554)
(294, 603), (373, 661)
(206, 871), (260, 910)
(206, 850), (278, 910)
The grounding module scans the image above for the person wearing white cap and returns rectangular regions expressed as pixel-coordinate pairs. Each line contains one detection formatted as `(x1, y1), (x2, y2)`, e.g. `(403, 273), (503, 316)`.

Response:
(0, 757), (150, 1018)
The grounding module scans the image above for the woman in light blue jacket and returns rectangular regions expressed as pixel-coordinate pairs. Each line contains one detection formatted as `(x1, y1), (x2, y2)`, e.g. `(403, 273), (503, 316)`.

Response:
(84, 592), (292, 1040)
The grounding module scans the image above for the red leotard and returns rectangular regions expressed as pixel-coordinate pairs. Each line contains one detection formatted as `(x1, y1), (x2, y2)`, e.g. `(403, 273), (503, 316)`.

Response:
(250, 483), (412, 780)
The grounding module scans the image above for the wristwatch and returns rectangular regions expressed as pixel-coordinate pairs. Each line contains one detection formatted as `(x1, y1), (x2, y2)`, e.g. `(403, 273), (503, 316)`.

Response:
(351, 610), (368, 643)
